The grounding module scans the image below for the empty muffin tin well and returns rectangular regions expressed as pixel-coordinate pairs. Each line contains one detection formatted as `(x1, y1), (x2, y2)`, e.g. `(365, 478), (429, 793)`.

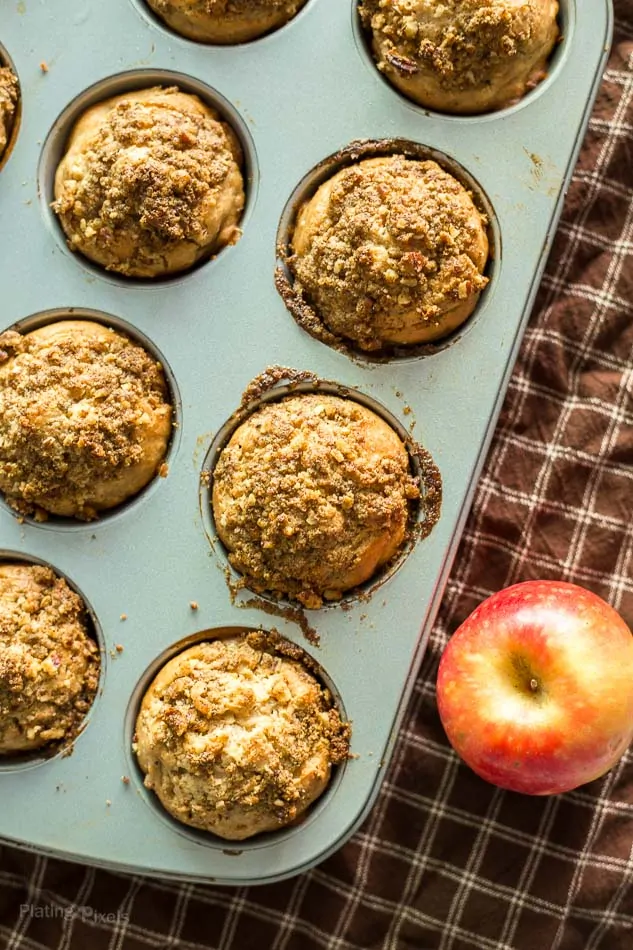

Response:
(0, 308), (181, 530)
(0, 550), (105, 772)
(200, 375), (442, 608)
(123, 625), (349, 851)
(275, 138), (500, 362)
(0, 0), (612, 884)
(353, 0), (574, 120)
(37, 68), (258, 287)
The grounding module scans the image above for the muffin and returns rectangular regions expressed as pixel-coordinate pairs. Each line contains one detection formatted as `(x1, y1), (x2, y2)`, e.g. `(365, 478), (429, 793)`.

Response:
(0, 564), (100, 756)
(0, 320), (173, 520)
(52, 86), (245, 278)
(0, 66), (19, 164)
(134, 632), (350, 839)
(359, 0), (560, 115)
(146, 0), (308, 43)
(212, 393), (421, 607)
(287, 155), (489, 351)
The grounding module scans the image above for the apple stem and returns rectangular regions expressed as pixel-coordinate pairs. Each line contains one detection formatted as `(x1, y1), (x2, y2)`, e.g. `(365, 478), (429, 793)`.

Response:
(529, 678), (539, 692)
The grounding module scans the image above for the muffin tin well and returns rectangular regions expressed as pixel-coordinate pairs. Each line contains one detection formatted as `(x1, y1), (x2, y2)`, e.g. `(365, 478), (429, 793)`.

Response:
(0, 551), (105, 771)
(200, 376), (442, 608)
(123, 625), (349, 851)
(0, 307), (182, 529)
(37, 69), (258, 286)
(353, 0), (574, 120)
(0, 0), (612, 884)
(275, 138), (500, 361)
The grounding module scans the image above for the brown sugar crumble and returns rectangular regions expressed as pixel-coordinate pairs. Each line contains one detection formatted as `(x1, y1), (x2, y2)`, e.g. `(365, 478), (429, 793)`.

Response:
(287, 155), (489, 351)
(0, 67), (19, 162)
(133, 631), (350, 840)
(0, 564), (100, 756)
(0, 323), (172, 520)
(52, 86), (245, 278)
(212, 393), (423, 607)
(359, 0), (560, 114)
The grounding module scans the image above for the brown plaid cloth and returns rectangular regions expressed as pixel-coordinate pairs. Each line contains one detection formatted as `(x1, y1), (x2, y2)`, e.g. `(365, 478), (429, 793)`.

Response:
(2, 6), (633, 949)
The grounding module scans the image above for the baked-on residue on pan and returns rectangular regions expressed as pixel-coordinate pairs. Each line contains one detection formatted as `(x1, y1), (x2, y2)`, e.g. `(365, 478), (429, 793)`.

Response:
(212, 392), (440, 608)
(277, 149), (490, 356)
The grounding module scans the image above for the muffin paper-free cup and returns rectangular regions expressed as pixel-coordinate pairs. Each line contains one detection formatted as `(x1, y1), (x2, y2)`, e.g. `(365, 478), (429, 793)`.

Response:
(0, 0), (611, 883)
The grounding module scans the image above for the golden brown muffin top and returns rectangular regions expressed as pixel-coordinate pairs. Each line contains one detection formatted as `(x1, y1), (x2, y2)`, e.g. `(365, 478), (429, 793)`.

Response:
(0, 66), (19, 160)
(212, 394), (420, 606)
(134, 633), (350, 839)
(0, 322), (171, 519)
(290, 156), (488, 350)
(53, 87), (243, 276)
(360, 0), (556, 92)
(0, 564), (100, 755)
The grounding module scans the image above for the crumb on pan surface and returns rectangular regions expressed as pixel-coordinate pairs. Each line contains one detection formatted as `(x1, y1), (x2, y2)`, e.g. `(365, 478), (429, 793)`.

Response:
(0, 564), (100, 755)
(0, 320), (173, 520)
(52, 86), (245, 278)
(133, 632), (350, 840)
(359, 0), (560, 114)
(287, 155), (489, 351)
(0, 66), (19, 162)
(147, 0), (308, 43)
(212, 393), (421, 608)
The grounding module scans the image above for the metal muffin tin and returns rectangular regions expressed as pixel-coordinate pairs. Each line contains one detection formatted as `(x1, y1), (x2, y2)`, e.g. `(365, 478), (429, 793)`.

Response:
(0, 0), (612, 884)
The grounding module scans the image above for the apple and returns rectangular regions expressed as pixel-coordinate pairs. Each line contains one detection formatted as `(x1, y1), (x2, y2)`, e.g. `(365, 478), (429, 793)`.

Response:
(436, 580), (633, 795)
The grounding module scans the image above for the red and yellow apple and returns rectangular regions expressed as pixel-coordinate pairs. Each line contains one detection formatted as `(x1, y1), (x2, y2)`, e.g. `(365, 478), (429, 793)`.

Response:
(436, 580), (633, 795)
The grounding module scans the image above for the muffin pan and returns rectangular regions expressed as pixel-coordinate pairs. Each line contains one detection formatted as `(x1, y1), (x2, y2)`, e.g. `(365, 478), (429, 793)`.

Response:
(0, 0), (612, 884)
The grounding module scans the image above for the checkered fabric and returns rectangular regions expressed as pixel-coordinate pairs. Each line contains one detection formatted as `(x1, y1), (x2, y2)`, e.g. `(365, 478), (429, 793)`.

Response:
(2, 6), (633, 950)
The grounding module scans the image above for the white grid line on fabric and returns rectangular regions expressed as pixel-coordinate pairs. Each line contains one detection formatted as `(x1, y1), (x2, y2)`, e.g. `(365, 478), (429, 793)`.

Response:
(496, 795), (561, 947)
(508, 376), (633, 428)
(540, 268), (633, 313)
(106, 875), (145, 950)
(555, 224), (633, 259)
(270, 867), (311, 950)
(492, 422), (633, 479)
(314, 862), (520, 950)
(385, 755), (633, 872)
(58, 865), (96, 950)
(450, 530), (633, 597)
(217, 887), (249, 950)
(561, 207), (633, 599)
(6, 855), (48, 950)
(359, 826), (633, 929)
(524, 323), (633, 373)
(382, 747), (464, 948)
(324, 741), (394, 950)
(551, 764), (626, 950)
(608, 522), (633, 614)
(499, 74), (629, 598)
(164, 881), (195, 949)
(475, 480), (630, 537)
(436, 787), (506, 950)
(573, 168), (633, 199)
(584, 831), (633, 949)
